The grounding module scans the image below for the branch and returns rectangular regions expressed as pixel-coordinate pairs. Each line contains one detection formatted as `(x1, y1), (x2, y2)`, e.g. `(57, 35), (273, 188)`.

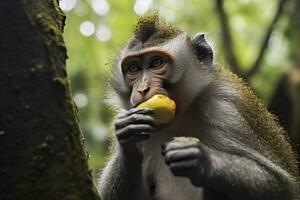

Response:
(215, 0), (241, 75)
(245, 0), (288, 80)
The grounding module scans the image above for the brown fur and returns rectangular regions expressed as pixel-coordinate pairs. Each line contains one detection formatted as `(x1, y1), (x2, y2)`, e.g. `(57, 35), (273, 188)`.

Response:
(130, 12), (182, 49)
(216, 67), (299, 177)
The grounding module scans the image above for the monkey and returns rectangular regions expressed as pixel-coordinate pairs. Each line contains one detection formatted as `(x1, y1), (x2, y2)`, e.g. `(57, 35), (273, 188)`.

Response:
(98, 13), (300, 200)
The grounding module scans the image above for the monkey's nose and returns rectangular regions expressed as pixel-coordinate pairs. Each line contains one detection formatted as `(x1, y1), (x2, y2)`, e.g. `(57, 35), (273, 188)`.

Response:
(138, 87), (150, 96)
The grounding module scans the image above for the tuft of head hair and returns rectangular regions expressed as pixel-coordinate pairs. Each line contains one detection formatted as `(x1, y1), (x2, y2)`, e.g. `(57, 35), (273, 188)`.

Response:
(133, 12), (182, 45)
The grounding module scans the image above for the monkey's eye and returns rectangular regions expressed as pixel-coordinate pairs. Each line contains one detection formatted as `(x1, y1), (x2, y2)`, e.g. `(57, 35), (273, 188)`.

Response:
(127, 62), (140, 74)
(150, 57), (164, 69)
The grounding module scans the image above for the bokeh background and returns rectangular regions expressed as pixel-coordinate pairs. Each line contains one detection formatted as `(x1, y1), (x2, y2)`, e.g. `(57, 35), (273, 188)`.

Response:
(59, 0), (300, 171)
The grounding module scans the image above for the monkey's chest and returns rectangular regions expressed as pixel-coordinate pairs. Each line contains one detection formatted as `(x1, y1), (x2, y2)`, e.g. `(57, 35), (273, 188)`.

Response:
(142, 135), (203, 200)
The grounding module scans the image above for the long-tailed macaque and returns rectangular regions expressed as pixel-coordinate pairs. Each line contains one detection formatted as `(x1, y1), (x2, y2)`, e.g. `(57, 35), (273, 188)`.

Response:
(98, 14), (300, 200)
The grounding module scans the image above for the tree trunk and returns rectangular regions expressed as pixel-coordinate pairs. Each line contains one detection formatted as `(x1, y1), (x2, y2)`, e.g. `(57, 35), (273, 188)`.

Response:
(0, 1), (100, 199)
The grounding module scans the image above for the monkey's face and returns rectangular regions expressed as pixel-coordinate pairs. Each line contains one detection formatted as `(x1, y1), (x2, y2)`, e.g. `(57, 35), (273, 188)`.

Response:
(114, 33), (213, 113)
(121, 48), (173, 107)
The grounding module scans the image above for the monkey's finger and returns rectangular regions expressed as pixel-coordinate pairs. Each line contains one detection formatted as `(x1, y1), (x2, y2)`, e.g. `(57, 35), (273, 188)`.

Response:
(115, 114), (158, 129)
(116, 124), (155, 140)
(119, 108), (154, 119)
(162, 143), (199, 155)
(169, 160), (199, 177)
(119, 132), (151, 144)
(162, 137), (200, 152)
(172, 137), (200, 143)
(164, 148), (202, 165)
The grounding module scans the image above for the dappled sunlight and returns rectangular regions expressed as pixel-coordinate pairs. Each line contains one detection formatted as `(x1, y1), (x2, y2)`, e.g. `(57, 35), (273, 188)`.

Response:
(91, 0), (110, 16)
(73, 93), (88, 108)
(134, 0), (153, 15)
(96, 25), (112, 42)
(79, 21), (95, 36)
(59, 0), (77, 12)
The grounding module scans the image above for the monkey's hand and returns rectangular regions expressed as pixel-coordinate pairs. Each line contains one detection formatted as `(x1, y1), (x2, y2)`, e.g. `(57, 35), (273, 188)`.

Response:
(115, 108), (158, 158)
(162, 137), (210, 187)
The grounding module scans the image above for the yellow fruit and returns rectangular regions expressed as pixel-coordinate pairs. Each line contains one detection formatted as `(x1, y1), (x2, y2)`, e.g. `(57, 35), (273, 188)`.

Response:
(137, 94), (176, 124)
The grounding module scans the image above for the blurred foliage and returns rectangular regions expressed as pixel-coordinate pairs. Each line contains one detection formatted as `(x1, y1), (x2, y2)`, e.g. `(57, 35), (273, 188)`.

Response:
(61, 0), (294, 170)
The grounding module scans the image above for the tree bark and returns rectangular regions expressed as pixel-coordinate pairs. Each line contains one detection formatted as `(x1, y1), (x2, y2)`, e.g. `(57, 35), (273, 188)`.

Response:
(0, 1), (100, 199)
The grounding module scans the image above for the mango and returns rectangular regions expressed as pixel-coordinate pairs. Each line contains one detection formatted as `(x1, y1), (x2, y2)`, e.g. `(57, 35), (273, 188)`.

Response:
(137, 94), (176, 124)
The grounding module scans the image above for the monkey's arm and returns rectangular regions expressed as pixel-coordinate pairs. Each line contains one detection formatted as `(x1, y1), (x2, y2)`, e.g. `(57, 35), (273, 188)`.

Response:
(98, 145), (150, 200)
(206, 147), (299, 200)
(163, 137), (299, 200)
(201, 145), (299, 200)
(98, 108), (156, 200)
(203, 96), (299, 199)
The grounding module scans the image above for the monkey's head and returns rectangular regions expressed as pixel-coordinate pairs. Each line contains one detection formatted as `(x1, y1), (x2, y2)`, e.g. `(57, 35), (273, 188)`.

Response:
(109, 13), (214, 114)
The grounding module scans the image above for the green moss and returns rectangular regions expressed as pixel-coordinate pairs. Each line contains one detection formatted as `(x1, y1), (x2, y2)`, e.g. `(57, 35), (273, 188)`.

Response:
(52, 76), (67, 89)
(134, 12), (182, 44)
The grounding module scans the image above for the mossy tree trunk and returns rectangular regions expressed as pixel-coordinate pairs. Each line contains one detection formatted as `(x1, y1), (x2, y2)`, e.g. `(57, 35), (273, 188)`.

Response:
(0, 1), (100, 199)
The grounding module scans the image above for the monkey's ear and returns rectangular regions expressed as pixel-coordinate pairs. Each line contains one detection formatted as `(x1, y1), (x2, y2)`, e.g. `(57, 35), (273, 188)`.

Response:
(191, 33), (213, 66)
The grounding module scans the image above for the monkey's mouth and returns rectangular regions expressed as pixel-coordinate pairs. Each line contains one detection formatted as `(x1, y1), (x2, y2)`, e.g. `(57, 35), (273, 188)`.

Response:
(134, 92), (169, 108)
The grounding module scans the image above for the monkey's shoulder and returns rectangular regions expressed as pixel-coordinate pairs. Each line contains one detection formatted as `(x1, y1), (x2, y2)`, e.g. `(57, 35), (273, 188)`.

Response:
(212, 67), (298, 176)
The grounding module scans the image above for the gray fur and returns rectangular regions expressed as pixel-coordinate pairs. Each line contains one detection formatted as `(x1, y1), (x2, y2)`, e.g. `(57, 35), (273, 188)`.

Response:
(98, 31), (300, 200)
